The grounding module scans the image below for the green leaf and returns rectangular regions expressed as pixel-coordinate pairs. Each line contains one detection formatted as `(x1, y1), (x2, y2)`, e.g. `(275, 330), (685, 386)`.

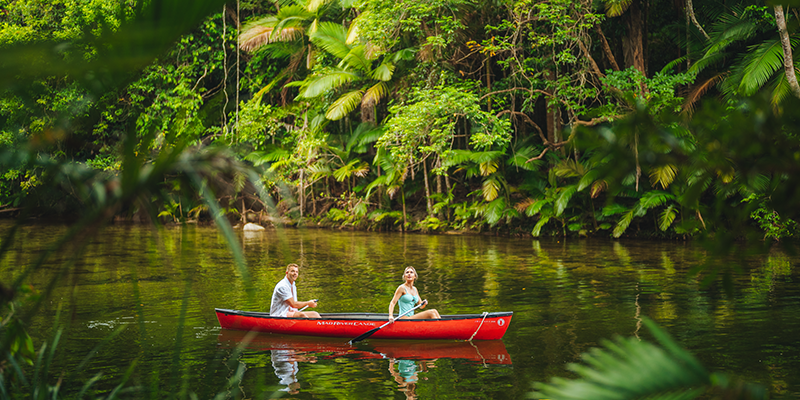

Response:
(482, 177), (500, 201)
(299, 70), (359, 98)
(554, 185), (578, 217)
(532, 216), (551, 237)
(326, 90), (364, 120)
(310, 21), (351, 59)
(660, 205), (677, 231)
(532, 318), (712, 400)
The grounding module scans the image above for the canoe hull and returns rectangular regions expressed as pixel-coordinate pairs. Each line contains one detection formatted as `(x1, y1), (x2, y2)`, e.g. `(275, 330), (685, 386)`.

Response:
(215, 309), (512, 341)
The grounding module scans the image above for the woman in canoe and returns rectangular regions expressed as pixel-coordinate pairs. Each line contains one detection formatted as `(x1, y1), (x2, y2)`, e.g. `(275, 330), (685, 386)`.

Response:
(388, 266), (441, 321)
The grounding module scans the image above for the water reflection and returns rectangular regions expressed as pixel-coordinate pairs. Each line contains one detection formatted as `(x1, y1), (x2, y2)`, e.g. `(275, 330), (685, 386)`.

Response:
(388, 358), (426, 399)
(271, 348), (316, 394)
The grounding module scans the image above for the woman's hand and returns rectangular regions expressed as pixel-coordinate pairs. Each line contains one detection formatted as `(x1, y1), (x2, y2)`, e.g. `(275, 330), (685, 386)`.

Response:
(421, 299), (428, 308)
(388, 315), (395, 323)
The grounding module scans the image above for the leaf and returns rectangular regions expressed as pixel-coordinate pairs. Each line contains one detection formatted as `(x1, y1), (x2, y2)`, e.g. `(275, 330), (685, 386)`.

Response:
(613, 207), (637, 238)
(649, 164), (677, 189)
(660, 205), (677, 231)
(532, 216), (550, 237)
(372, 62), (395, 81)
(299, 70), (359, 98)
(554, 185), (578, 217)
(639, 190), (676, 210)
(532, 318), (712, 400)
(484, 198), (506, 225)
(482, 177), (500, 201)
(326, 90), (364, 120)
(362, 82), (388, 108)
(736, 38), (787, 96)
(479, 160), (499, 176)
(605, 0), (632, 17)
(310, 21), (351, 59)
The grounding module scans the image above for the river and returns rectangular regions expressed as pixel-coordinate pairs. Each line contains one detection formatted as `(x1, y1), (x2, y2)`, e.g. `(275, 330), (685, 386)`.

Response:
(1, 221), (798, 399)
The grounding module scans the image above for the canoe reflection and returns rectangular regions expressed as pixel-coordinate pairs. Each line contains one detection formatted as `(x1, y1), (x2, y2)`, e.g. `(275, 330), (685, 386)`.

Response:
(217, 329), (512, 365)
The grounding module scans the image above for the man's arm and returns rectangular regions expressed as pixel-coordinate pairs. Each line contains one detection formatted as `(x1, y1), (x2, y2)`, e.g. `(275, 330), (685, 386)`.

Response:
(286, 297), (317, 309)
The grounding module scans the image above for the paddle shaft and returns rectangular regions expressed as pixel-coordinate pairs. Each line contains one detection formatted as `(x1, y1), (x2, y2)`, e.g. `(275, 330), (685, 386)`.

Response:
(298, 299), (318, 312)
(349, 301), (426, 344)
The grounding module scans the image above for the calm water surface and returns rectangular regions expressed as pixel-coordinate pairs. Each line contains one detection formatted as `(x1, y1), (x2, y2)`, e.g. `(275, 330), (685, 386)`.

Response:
(1, 222), (799, 399)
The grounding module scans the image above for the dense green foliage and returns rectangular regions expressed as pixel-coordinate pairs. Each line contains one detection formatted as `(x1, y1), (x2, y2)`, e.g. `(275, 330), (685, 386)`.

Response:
(3, 0), (800, 242)
(2, 0), (800, 399)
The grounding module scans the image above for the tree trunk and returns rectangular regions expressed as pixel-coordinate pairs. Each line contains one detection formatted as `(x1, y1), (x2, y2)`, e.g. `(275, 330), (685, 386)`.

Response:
(423, 157), (432, 216)
(299, 168), (304, 218)
(623, 0), (647, 75)
(686, 0), (709, 41)
(595, 24), (620, 72)
(775, 5), (800, 99)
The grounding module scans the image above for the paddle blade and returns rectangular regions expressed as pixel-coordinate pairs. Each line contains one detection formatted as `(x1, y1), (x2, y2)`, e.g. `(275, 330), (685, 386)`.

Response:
(349, 327), (381, 344)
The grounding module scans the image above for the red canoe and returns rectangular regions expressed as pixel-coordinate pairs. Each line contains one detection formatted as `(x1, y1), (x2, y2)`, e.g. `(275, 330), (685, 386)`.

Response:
(217, 330), (512, 364)
(215, 309), (513, 341)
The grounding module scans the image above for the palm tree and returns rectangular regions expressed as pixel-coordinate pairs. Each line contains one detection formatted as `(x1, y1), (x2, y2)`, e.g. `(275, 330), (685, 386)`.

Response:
(686, 4), (800, 107)
(294, 21), (414, 121)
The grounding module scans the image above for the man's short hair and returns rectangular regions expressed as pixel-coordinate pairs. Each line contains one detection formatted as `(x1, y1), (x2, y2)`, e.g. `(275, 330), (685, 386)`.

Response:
(286, 263), (300, 272)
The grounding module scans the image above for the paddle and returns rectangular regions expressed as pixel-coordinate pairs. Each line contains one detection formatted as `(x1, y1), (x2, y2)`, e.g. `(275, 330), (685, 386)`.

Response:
(349, 301), (426, 344)
(298, 299), (318, 312)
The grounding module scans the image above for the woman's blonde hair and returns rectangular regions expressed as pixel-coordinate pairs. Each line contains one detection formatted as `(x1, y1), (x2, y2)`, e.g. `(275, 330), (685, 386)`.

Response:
(402, 266), (418, 280)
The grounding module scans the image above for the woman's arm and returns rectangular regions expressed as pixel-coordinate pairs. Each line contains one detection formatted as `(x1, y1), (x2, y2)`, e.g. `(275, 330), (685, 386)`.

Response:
(388, 285), (404, 320)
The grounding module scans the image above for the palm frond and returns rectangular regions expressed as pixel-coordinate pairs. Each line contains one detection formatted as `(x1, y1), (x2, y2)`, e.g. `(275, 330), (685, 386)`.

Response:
(306, 0), (330, 12)
(682, 73), (726, 115)
(299, 70), (359, 98)
(604, 0), (632, 17)
(770, 72), (793, 106)
(479, 160), (499, 176)
(238, 17), (279, 52)
(639, 190), (676, 210)
(649, 164), (677, 189)
(532, 318), (710, 400)
(482, 177), (500, 201)
(532, 215), (551, 237)
(553, 159), (586, 178)
(484, 198), (506, 225)
(362, 82), (388, 107)
(736, 39), (785, 96)
(554, 185), (577, 217)
(326, 89), (364, 120)
(507, 146), (542, 171)
(310, 21), (351, 59)
(526, 198), (550, 217)
(660, 205), (677, 231)
(340, 44), (372, 72)
(372, 62), (395, 81)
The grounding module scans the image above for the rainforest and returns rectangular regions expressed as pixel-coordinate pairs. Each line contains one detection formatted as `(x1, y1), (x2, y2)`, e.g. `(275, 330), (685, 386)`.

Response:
(4, 0), (800, 242)
(4, 1), (800, 399)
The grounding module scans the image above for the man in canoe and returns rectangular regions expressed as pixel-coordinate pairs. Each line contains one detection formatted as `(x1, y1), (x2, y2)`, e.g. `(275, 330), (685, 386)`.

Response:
(270, 263), (320, 318)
